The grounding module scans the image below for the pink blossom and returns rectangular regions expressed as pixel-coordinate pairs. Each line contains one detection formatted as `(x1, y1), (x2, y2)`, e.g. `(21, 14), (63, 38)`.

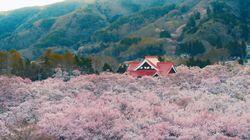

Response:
(0, 63), (249, 139)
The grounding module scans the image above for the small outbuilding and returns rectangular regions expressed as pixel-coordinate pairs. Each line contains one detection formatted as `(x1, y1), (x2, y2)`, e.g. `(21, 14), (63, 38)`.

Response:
(127, 56), (176, 77)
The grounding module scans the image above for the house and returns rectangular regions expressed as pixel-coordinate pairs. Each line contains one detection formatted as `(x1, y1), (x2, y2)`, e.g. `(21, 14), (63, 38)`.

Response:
(127, 56), (176, 77)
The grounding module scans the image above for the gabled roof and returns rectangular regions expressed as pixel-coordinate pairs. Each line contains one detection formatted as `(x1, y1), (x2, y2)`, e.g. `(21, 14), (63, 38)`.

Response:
(157, 62), (175, 75)
(127, 56), (176, 77)
(134, 59), (158, 71)
(130, 70), (157, 77)
(145, 56), (159, 66)
(127, 61), (140, 71)
(157, 62), (174, 70)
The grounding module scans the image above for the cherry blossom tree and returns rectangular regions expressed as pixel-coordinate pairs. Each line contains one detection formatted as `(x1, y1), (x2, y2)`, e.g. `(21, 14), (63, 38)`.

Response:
(0, 63), (249, 139)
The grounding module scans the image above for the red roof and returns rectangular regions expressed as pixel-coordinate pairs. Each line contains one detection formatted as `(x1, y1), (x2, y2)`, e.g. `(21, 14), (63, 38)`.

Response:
(157, 62), (175, 76)
(129, 70), (157, 77)
(127, 61), (140, 71)
(127, 56), (176, 77)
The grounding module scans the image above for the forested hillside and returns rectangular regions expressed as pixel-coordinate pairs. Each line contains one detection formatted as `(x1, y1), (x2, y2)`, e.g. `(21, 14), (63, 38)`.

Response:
(0, 0), (249, 63)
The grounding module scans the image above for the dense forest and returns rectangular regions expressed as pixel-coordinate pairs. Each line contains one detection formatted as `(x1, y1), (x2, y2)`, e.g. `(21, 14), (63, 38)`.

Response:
(0, 49), (127, 81)
(0, 48), (246, 81)
(0, 0), (249, 63)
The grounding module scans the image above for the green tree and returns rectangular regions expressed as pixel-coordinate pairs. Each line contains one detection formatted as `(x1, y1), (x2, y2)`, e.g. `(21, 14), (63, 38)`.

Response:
(225, 41), (247, 58)
(186, 16), (196, 28)
(207, 7), (212, 17)
(186, 57), (211, 68)
(0, 51), (8, 74)
(158, 56), (165, 62)
(180, 5), (190, 13)
(194, 12), (201, 20)
(117, 64), (127, 74)
(40, 49), (65, 79)
(160, 30), (171, 38)
(177, 40), (206, 56)
(23, 59), (42, 81)
(103, 63), (113, 72)
(9, 50), (24, 76)
(75, 55), (94, 74)
(240, 24), (249, 41)
(63, 50), (76, 72)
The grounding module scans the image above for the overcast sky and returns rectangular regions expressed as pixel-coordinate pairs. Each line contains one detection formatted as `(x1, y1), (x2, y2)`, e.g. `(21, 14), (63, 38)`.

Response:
(0, 0), (65, 11)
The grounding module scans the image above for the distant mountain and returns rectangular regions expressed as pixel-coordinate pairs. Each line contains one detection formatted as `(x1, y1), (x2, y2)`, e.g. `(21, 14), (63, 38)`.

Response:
(0, 0), (249, 61)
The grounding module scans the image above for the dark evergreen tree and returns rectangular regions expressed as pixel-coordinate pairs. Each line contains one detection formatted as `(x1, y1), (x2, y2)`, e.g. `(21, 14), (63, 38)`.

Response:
(194, 12), (201, 20)
(225, 41), (247, 58)
(158, 56), (165, 62)
(207, 6), (212, 17)
(186, 57), (211, 68)
(0, 51), (8, 74)
(103, 63), (113, 72)
(9, 50), (25, 77)
(160, 30), (171, 38)
(186, 16), (196, 28)
(75, 56), (94, 74)
(177, 40), (206, 56)
(117, 64), (127, 74)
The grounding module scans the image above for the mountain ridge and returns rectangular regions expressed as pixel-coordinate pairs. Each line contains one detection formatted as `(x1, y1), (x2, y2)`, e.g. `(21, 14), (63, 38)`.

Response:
(0, 0), (249, 62)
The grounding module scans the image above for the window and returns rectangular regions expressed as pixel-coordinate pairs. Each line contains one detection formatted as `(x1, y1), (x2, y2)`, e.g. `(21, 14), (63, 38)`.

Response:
(137, 62), (155, 70)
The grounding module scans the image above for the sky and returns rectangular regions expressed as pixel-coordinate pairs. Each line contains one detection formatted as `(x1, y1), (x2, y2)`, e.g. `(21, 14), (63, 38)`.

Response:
(0, 0), (65, 11)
